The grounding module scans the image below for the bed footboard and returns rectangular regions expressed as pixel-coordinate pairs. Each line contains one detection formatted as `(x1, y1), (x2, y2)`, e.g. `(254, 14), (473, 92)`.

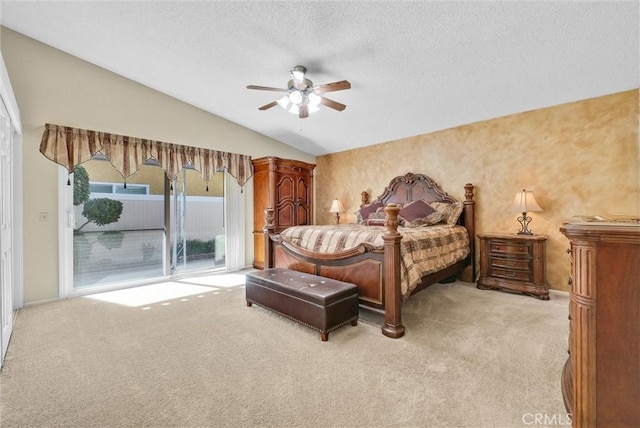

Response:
(263, 205), (406, 338)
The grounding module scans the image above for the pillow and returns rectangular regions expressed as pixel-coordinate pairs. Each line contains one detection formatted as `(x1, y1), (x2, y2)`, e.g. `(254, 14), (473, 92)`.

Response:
(365, 218), (386, 226)
(429, 201), (464, 225)
(368, 209), (386, 220)
(402, 211), (447, 228)
(398, 199), (436, 222)
(355, 202), (384, 224)
(362, 207), (388, 226)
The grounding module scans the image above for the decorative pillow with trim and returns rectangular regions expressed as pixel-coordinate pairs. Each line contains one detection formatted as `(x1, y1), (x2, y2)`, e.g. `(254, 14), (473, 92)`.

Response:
(429, 201), (464, 225)
(398, 199), (437, 222)
(355, 201), (384, 224)
(402, 211), (447, 228)
(364, 208), (387, 226)
(365, 218), (386, 226)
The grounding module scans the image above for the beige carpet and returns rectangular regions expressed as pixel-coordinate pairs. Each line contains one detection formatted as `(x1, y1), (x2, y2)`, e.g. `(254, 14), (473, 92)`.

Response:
(0, 271), (569, 428)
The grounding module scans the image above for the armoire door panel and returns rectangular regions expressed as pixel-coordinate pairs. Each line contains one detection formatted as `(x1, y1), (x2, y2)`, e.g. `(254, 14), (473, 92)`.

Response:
(296, 177), (309, 205)
(276, 176), (295, 203)
(296, 205), (308, 226)
(276, 200), (295, 229)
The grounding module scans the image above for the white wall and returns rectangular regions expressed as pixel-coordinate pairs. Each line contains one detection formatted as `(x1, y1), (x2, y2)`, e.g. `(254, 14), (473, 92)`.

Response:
(75, 194), (225, 242)
(1, 27), (315, 303)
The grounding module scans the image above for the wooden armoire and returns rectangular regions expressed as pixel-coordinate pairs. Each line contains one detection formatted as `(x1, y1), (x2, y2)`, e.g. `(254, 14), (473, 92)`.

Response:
(252, 157), (315, 269)
(560, 218), (640, 428)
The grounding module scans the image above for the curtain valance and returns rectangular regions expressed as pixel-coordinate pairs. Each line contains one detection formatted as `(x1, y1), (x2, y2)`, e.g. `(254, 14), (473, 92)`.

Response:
(40, 123), (253, 188)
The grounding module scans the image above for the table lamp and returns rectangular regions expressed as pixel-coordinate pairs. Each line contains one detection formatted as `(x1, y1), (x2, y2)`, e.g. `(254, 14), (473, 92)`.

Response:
(509, 189), (543, 235)
(329, 199), (345, 224)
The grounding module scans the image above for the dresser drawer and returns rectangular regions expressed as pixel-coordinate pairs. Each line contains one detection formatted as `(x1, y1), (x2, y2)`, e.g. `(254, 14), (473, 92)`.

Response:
(488, 267), (532, 282)
(489, 256), (530, 271)
(489, 240), (532, 257)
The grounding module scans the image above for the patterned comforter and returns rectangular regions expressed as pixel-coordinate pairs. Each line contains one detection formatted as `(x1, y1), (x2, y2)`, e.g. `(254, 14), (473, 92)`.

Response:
(280, 224), (470, 300)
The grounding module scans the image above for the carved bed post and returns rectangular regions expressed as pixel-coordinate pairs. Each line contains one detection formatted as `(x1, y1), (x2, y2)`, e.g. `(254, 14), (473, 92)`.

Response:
(263, 208), (275, 269)
(381, 204), (405, 338)
(463, 184), (476, 281)
(360, 191), (369, 207)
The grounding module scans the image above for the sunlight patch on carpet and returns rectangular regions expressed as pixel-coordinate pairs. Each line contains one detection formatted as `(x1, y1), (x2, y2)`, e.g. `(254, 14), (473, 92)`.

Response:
(179, 272), (247, 288)
(84, 282), (218, 307)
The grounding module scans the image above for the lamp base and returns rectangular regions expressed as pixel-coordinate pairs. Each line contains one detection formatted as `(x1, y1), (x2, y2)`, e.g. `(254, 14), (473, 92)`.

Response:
(516, 212), (534, 235)
(333, 213), (340, 224)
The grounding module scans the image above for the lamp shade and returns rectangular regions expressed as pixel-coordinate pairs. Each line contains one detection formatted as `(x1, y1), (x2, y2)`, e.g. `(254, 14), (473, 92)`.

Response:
(329, 199), (345, 213)
(509, 190), (542, 213)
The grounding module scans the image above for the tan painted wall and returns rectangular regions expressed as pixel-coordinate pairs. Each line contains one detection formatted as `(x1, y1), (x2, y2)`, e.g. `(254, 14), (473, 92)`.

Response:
(316, 90), (639, 292)
(2, 27), (315, 303)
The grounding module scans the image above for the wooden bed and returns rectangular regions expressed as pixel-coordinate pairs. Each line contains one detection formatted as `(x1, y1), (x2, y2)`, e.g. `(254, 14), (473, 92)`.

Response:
(262, 172), (476, 338)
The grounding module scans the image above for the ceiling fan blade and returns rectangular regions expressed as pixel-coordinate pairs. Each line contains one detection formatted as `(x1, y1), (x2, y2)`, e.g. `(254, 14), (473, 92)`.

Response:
(313, 80), (351, 93)
(246, 85), (289, 92)
(320, 97), (346, 111)
(299, 104), (309, 119)
(258, 101), (278, 111)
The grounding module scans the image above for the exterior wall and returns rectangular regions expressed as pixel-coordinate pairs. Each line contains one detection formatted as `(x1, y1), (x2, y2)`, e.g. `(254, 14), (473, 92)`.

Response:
(315, 90), (639, 292)
(1, 27), (315, 303)
(83, 158), (224, 197)
(74, 194), (224, 241)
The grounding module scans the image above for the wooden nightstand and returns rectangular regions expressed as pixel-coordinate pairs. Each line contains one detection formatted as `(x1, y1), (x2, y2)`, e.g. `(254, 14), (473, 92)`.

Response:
(477, 233), (549, 300)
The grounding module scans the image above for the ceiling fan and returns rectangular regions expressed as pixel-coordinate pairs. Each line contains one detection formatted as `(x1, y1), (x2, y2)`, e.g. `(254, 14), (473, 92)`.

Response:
(247, 65), (351, 119)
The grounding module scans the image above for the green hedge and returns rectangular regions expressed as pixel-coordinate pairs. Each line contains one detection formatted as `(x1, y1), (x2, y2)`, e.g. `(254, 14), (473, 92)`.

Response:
(176, 238), (216, 256)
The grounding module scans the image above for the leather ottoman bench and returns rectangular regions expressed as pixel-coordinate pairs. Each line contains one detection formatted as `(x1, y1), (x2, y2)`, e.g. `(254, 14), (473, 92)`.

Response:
(245, 268), (359, 341)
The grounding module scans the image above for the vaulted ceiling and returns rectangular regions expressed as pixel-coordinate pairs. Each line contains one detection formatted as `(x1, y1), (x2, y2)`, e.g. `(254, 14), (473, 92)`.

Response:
(2, 1), (638, 156)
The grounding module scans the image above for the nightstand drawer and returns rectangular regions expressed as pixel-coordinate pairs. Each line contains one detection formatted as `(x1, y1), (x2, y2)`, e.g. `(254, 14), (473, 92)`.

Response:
(489, 257), (530, 271)
(489, 267), (532, 281)
(490, 241), (532, 256)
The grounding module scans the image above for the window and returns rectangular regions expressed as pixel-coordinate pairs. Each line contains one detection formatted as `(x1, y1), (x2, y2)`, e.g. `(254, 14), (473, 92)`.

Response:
(89, 182), (149, 195)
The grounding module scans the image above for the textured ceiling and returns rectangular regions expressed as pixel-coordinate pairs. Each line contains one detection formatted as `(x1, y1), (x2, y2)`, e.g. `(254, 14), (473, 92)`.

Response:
(2, 1), (638, 156)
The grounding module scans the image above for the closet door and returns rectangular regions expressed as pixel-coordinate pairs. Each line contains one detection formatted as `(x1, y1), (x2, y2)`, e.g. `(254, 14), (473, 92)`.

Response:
(0, 97), (13, 364)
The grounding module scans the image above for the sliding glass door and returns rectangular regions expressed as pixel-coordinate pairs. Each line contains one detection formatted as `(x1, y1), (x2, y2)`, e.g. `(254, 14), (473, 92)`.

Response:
(170, 168), (225, 274)
(64, 156), (225, 294)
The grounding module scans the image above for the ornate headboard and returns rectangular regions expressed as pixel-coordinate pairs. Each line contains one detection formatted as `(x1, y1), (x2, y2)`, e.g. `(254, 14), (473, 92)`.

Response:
(373, 172), (458, 206)
(360, 173), (474, 237)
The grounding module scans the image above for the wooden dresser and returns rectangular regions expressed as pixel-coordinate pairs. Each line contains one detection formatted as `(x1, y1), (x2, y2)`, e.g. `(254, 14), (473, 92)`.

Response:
(560, 218), (640, 428)
(477, 233), (549, 299)
(252, 157), (315, 269)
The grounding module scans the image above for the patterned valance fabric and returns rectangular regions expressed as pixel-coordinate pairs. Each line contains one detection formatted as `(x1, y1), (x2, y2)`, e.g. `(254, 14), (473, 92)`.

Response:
(39, 123), (253, 187)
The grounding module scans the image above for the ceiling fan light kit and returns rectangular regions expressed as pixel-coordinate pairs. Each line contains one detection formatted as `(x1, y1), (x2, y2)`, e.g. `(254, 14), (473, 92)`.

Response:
(247, 65), (350, 119)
